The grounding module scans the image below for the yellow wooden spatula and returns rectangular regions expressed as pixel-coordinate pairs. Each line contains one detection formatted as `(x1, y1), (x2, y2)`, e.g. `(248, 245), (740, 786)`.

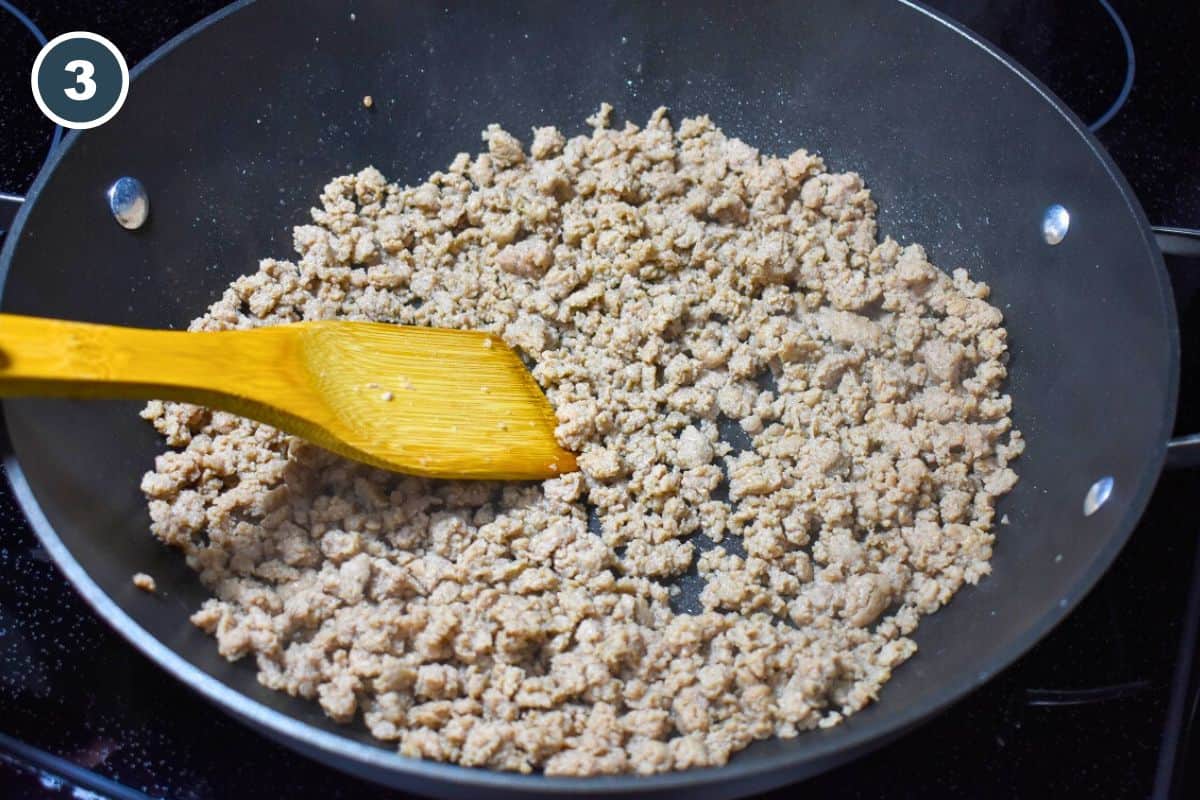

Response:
(0, 313), (576, 480)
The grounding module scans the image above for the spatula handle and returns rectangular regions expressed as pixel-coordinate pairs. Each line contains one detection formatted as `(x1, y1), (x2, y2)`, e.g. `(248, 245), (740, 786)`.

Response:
(0, 313), (293, 404)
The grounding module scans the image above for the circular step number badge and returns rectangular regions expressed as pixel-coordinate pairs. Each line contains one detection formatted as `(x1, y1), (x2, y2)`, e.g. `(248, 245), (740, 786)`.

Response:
(31, 32), (129, 130)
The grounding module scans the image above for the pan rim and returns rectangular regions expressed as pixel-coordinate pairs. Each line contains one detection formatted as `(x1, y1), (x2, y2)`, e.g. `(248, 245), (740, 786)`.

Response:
(0, 0), (1180, 794)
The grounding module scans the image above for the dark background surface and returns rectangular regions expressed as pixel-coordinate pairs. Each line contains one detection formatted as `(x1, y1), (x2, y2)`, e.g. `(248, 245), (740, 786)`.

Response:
(1, 1), (1199, 798)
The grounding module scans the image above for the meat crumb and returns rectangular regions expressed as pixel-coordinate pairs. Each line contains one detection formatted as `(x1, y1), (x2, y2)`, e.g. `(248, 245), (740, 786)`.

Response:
(132, 573), (157, 593)
(141, 105), (1020, 776)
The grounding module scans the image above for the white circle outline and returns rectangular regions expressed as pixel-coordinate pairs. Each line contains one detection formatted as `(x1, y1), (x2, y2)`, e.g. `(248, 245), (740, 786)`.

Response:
(30, 31), (130, 130)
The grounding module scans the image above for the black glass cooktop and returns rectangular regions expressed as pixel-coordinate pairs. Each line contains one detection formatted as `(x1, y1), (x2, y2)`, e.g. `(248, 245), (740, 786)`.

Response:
(1, 1), (1198, 798)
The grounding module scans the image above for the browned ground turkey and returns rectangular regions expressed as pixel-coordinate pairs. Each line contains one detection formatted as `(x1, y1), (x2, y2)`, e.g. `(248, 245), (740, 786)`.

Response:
(139, 105), (1022, 776)
(132, 572), (157, 593)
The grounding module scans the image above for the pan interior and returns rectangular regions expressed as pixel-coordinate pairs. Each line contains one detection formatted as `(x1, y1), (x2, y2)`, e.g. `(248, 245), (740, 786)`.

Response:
(0, 0), (1175, 793)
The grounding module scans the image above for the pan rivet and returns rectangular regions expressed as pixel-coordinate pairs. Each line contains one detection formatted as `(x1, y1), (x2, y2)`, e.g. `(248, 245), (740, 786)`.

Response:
(107, 177), (149, 230)
(1042, 204), (1069, 245)
(1083, 476), (1113, 516)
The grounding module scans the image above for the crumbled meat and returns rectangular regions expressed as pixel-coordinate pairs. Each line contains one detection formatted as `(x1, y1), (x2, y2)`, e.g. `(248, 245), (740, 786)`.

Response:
(142, 105), (1020, 776)
(132, 572), (157, 593)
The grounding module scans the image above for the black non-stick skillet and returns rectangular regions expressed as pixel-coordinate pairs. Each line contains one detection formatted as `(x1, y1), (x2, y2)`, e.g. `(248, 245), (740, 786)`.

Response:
(0, 1), (1197, 797)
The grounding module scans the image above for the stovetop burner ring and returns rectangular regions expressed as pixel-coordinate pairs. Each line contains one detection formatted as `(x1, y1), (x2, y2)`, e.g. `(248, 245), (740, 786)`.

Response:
(1089, 0), (1135, 132)
(0, 0), (62, 197)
